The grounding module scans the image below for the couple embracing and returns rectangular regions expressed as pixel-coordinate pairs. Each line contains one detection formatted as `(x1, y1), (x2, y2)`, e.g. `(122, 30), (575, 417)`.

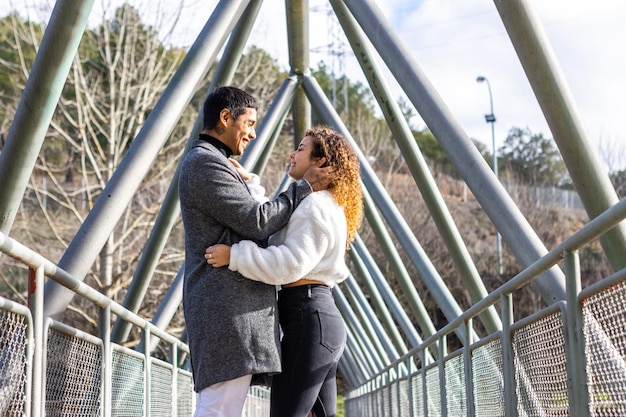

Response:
(179, 86), (363, 417)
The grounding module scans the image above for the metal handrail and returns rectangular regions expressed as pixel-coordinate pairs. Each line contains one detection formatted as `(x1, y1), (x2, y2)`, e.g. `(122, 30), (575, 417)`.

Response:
(0, 230), (189, 352)
(350, 196), (626, 387)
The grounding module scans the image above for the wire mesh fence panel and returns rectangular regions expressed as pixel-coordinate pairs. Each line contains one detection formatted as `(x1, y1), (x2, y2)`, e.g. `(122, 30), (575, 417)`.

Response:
(398, 378), (410, 417)
(0, 308), (28, 417)
(410, 371), (424, 417)
(445, 353), (467, 416)
(583, 279), (626, 416)
(425, 366), (441, 416)
(381, 378), (391, 416)
(150, 359), (173, 417)
(472, 338), (505, 416)
(45, 325), (102, 416)
(177, 370), (195, 417)
(111, 348), (145, 417)
(512, 310), (569, 416)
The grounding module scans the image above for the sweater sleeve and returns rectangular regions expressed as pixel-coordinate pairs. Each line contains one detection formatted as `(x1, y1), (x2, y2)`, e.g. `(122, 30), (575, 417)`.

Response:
(229, 196), (335, 285)
(246, 173), (269, 203)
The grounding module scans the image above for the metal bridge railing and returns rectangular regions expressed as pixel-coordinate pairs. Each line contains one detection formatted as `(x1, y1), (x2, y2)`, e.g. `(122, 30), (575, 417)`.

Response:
(0, 230), (194, 416)
(345, 197), (626, 416)
(2, 202), (624, 416)
(0, 231), (270, 416)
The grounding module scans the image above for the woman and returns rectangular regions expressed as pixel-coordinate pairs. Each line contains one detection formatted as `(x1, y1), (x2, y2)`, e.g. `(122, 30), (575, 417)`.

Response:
(205, 126), (363, 417)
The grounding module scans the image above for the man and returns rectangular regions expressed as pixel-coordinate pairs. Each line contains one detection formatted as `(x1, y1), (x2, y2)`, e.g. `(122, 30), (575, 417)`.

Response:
(178, 86), (330, 417)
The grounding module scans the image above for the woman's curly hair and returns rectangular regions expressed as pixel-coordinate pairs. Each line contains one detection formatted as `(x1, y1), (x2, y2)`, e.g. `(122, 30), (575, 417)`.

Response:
(305, 126), (363, 248)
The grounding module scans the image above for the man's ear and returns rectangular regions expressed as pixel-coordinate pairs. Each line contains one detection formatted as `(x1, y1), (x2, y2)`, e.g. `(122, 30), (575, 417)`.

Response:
(218, 109), (231, 127)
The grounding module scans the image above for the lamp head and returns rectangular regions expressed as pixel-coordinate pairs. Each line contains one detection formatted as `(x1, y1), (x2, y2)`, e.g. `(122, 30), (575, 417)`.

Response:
(476, 76), (486, 83)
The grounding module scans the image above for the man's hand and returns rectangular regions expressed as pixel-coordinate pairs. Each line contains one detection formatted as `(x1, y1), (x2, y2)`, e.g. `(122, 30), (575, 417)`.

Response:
(205, 244), (231, 268)
(303, 157), (334, 191)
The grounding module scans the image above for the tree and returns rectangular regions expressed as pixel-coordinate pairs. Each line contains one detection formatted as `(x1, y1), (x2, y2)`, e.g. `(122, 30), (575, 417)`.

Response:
(0, 3), (194, 334)
(0, 12), (42, 137)
(0, 3), (301, 338)
(413, 129), (480, 179)
(498, 127), (568, 187)
(231, 45), (288, 114)
(309, 63), (404, 183)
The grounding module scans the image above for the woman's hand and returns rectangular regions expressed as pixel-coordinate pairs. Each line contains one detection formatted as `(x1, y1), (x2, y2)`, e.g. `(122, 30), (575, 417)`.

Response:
(229, 158), (251, 181)
(205, 244), (231, 268)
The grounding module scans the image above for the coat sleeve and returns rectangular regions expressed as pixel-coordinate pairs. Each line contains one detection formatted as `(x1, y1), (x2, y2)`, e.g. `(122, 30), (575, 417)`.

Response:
(228, 197), (334, 285)
(184, 147), (311, 241)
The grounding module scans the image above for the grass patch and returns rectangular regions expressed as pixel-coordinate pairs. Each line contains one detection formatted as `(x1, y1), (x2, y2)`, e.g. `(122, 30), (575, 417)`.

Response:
(337, 394), (345, 417)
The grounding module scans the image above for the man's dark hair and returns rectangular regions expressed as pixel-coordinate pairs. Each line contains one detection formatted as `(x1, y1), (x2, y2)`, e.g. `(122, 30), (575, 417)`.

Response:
(203, 86), (258, 130)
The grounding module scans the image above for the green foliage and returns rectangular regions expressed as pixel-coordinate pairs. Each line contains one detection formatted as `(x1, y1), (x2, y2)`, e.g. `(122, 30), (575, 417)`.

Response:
(472, 139), (491, 163)
(0, 13), (41, 89)
(412, 129), (492, 179)
(0, 13), (43, 133)
(414, 129), (460, 178)
(396, 96), (418, 130)
(499, 127), (568, 187)
(337, 393), (345, 417)
(415, 130), (441, 162)
(311, 62), (378, 124)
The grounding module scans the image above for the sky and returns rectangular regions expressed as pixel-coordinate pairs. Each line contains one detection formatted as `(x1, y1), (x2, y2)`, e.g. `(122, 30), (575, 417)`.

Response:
(3, 0), (626, 171)
(366, 0), (626, 172)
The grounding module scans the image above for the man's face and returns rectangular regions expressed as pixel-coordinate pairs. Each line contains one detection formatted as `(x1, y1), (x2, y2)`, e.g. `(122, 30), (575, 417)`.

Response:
(224, 108), (257, 156)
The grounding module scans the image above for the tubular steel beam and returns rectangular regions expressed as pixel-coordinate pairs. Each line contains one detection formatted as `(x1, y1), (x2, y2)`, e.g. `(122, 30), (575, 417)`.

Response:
(338, 356), (359, 389)
(113, 69), (295, 343)
(335, 286), (386, 372)
(0, 0), (95, 235)
(330, 0), (501, 334)
(353, 235), (424, 349)
(43, 0), (252, 318)
(348, 242), (409, 355)
(303, 75), (473, 341)
(342, 338), (369, 386)
(361, 187), (439, 344)
(136, 266), (184, 354)
(345, 324), (375, 382)
(342, 0), (567, 305)
(494, 0), (626, 271)
(285, 0), (310, 144)
(342, 276), (399, 363)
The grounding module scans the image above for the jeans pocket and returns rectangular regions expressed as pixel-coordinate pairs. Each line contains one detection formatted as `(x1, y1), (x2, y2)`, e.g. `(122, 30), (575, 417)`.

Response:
(317, 310), (346, 354)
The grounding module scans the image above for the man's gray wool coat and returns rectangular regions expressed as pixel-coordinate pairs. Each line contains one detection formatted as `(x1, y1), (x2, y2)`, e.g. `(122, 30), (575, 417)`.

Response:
(178, 138), (312, 392)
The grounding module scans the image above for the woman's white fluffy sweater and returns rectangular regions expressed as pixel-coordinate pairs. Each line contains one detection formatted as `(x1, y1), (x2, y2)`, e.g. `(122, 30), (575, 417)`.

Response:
(229, 190), (349, 287)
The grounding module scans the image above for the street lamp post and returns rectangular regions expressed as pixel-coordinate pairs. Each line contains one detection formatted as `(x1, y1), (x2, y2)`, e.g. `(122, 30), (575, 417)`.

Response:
(476, 75), (503, 275)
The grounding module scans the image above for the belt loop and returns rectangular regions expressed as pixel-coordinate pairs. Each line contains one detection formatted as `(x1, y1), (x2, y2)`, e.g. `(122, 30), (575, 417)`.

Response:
(307, 285), (312, 298)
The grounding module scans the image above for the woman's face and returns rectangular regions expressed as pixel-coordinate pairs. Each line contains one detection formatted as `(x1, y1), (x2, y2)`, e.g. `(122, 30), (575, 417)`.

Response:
(288, 135), (320, 180)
